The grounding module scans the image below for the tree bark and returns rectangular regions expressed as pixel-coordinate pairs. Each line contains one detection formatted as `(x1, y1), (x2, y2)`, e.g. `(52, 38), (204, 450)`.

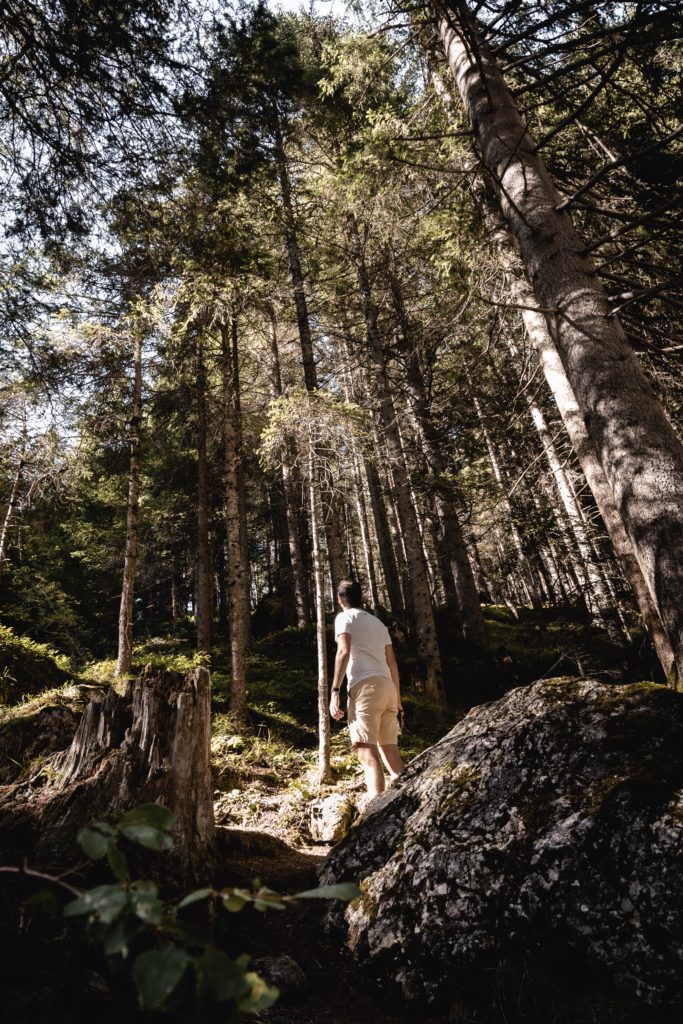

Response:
(267, 308), (311, 626)
(435, 1), (683, 682)
(115, 332), (143, 677)
(274, 117), (316, 393)
(505, 334), (624, 639)
(195, 329), (212, 659)
(17, 668), (216, 877)
(215, 528), (229, 635)
(347, 212), (444, 700)
(389, 271), (487, 647)
(221, 318), (248, 727)
(309, 445), (331, 782)
(472, 388), (544, 609)
(0, 456), (24, 576)
(513, 278), (676, 677)
(274, 124), (348, 600)
(364, 455), (406, 619)
(322, 486), (348, 601)
(231, 316), (252, 653)
(351, 448), (382, 613)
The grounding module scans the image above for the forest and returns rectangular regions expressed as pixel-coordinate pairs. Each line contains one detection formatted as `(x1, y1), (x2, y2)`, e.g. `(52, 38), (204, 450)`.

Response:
(0, 1), (682, 1022)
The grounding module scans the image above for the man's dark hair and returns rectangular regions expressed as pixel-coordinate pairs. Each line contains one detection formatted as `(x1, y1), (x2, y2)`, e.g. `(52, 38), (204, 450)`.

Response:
(338, 578), (363, 608)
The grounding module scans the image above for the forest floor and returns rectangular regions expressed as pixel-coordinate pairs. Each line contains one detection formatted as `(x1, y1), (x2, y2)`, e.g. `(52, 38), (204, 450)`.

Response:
(0, 603), (666, 1023)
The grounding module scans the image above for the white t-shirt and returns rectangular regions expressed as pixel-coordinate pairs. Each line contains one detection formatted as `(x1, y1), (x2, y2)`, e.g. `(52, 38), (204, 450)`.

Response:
(334, 608), (392, 691)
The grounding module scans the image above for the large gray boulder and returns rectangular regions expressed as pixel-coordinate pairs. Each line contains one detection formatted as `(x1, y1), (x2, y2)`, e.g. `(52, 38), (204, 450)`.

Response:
(320, 679), (683, 1010)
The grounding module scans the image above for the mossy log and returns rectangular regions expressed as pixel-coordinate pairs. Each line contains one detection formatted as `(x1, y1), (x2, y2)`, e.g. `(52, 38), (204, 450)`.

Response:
(0, 667), (215, 878)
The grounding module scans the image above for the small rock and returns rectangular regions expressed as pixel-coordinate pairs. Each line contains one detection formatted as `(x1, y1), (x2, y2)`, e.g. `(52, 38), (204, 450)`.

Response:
(250, 955), (308, 996)
(310, 793), (354, 842)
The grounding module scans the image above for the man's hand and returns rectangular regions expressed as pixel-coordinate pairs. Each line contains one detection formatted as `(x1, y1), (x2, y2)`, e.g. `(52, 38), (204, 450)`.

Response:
(329, 691), (345, 720)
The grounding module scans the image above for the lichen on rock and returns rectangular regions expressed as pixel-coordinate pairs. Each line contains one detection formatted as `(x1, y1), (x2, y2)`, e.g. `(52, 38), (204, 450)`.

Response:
(309, 793), (354, 843)
(320, 678), (683, 1010)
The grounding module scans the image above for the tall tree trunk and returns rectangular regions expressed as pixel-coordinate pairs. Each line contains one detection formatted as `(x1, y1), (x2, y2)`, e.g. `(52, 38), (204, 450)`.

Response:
(426, 492), (459, 609)
(195, 330), (212, 659)
(466, 531), (493, 602)
(389, 271), (487, 647)
(472, 388), (544, 609)
(115, 332), (143, 678)
(505, 334), (624, 639)
(340, 325), (400, 616)
(222, 318), (248, 726)
(283, 465), (311, 625)
(349, 446), (381, 613)
(514, 279), (676, 676)
(322, 486), (348, 600)
(337, 344), (382, 614)
(274, 125), (348, 599)
(215, 529), (229, 635)
(435, 53), (650, 650)
(230, 314), (252, 652)
(171, 568), (179, 626)
(274, 118), (316, 393)
(309, 445), (331, 781)
(364, 455), (406, 618)
(0, 457), (24, 576)
(461, 103), (672, 669)
(269, 476), (297, 615)
(267, 307), (311, 626)
(347, 212), (444, 700)
(435, 1), (683, 683)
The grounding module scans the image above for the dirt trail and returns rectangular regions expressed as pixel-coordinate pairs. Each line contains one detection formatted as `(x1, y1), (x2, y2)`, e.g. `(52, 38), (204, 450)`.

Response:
(218, 826), (444, 1024)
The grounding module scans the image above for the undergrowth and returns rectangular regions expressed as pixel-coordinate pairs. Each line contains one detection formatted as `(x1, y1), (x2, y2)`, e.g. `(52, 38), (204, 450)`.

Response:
(0, 622), (72, 703)
(2, 605), (658, 844)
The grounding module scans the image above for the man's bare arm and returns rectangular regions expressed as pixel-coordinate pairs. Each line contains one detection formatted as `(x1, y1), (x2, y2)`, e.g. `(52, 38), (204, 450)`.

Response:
(385, 644), (402, 709)
(329, 633), (351, 720)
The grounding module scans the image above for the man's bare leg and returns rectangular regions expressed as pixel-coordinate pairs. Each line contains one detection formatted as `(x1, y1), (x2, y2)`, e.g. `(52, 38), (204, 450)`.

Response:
(355, 744), (385, 796)
(378, 744), (404, 780)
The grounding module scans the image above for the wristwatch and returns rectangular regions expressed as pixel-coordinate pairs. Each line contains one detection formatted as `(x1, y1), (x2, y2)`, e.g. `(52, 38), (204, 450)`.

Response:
(332, 687), (341, 692)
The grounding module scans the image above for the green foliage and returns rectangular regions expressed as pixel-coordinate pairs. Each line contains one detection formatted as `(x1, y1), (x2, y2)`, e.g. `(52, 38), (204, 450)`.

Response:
(259, 389), (370, 483)
(76, 803), (174, 881)
(481, 604), (630, 682)
(0, 622), (71, 702)
(133, 946), (193, 1010)
(60, 803), (359, 1019)
(1, 567), (91, 658)
(133, 638), (209, 674)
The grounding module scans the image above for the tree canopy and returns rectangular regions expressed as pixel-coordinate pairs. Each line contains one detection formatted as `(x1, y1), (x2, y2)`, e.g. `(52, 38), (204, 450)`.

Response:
(1, 0), (682, 688)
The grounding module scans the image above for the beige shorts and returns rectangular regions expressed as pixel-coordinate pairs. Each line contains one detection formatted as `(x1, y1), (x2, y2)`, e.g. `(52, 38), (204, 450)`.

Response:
(348, 675), (399, 746)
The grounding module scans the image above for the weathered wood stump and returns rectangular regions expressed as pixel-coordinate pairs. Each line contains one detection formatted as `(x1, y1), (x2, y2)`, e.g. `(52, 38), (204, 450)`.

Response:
(1, 667), (215, 879)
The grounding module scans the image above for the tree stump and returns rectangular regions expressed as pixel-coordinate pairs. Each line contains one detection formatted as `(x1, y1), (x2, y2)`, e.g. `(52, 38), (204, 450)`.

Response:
(3, 667), (216, 879)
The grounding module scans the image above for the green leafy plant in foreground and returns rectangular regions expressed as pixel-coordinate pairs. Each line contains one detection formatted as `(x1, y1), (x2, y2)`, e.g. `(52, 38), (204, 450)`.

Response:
(65, 803), (359, 1017)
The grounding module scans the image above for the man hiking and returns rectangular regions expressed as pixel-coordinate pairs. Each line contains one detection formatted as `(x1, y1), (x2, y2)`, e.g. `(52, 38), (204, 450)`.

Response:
(329, 578), (404, 797)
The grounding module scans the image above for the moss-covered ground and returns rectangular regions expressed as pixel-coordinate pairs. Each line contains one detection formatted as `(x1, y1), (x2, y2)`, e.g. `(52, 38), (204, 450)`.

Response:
(1, 602), (659, 845)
